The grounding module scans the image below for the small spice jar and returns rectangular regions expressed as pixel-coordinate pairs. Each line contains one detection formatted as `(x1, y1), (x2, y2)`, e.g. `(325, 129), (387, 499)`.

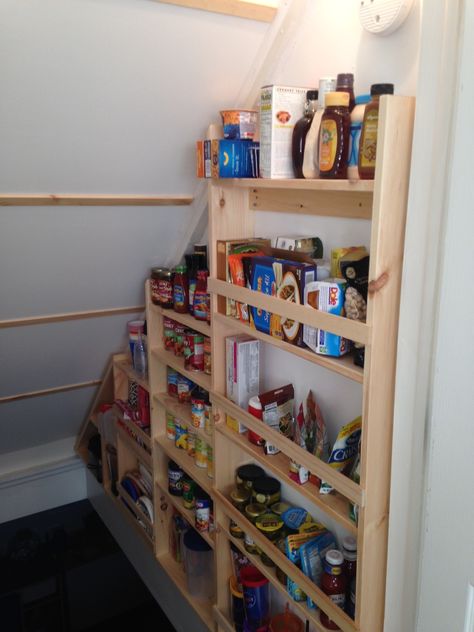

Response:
(236, 464), (265, 491)
(243, 503), (266, 555)
(252, 477), (281, 507)
(150, 267), (164, 306)
(255, 513), (284, 567)
(203, 337), (212, 375)
(159, 268), (174, 309)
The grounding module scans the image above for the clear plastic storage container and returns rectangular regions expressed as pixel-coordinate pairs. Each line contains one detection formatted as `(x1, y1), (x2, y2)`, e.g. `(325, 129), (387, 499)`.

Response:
(183, 529), (214, 601)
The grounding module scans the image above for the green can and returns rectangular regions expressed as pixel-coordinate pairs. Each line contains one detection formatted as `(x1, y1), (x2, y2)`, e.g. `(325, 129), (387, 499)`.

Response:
(182, 477), (196, 509)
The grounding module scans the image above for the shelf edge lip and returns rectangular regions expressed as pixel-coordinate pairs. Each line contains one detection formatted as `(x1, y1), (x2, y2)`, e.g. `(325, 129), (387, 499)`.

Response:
(153, 392), (212, 443)
(208, 278), (370, 345)
(214, 178), (374, 193)
(212, 312), (364, 383)
(154, 436), (214, 495)
(215, 423), (357, 535)
(150, 347), (212, 390)
(215, 490), (357, 632)
(152, 304), (211, 335)
(211, 392), (362, 507)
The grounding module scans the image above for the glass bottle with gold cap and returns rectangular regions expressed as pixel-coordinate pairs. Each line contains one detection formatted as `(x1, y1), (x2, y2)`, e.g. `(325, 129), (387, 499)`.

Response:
(318, 91), (351, 179)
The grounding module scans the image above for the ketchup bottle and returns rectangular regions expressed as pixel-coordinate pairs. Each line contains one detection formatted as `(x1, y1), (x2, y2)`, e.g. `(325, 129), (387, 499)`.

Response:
(320, 549), (347, 630)
(247, 395), (264, 447)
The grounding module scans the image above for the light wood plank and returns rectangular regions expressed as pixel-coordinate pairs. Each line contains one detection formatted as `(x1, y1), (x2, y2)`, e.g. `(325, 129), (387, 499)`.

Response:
(213, 312), (363, 383)
(250, 187), (373, 219)
(0, 379), (101, 404)
(151, 346), (212, 392)
(0, 305), (145, 329)
(154, 435), (214, 496)
(215, 490), (357, 632)
(149, 303), (211, 336)
(116, 424), (152, 469)
(114, 358), (149, 392)
(357, 95), (416, 631)
(216, 423), (357, 534)
(211, 392), (363, 506)
(208, 278), (370, 345)
(0, 194), (193, 206)
(154, 0), (277, 22)
(219, 178), (374, 192)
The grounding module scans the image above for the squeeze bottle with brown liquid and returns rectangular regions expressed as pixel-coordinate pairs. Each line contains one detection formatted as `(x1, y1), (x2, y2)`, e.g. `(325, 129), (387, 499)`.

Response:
(302, 77), (336, 179)
(319, 92), (351, 179)
(291, 90), (318, 178)
(358, 83), (394, 179)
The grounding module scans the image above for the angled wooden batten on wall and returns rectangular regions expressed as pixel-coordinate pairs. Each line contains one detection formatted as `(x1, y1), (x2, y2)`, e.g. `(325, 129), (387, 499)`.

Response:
(154, 0), (278, 22)
(0, 192), (176, 402)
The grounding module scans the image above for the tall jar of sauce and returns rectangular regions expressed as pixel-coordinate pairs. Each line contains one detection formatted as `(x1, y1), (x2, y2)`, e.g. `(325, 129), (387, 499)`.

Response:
(358, 83), (394, 179)
(319, 92), (351, 179)
(320, 549), (347, 630)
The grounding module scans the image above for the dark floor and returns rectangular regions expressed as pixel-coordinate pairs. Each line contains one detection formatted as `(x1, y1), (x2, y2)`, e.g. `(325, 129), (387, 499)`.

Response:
(0, 500), (176, 632)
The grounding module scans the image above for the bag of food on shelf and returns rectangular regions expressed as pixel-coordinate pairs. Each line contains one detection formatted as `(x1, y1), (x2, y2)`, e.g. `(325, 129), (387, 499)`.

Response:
(259, 384), (295, 455)
(285, 524), (326, 564)
(300, 531), (337, 609)
(320, 416), (362, 494)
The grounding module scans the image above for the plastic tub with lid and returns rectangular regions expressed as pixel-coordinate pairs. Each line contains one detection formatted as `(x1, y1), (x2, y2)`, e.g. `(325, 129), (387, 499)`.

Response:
(183, 529), (214, 601)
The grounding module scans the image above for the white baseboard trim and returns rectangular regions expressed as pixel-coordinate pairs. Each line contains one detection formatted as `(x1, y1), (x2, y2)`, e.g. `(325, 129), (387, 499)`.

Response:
(0, 455), (87, 524)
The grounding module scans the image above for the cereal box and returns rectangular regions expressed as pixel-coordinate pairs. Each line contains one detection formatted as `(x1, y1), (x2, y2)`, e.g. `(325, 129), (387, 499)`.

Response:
(260, 85), (311, 179)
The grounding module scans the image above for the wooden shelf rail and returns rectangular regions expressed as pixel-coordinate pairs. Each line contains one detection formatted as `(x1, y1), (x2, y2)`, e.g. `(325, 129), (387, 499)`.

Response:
(0, 380), (102, 404)
(0, 305), (145, 329)
(0, 194), (193, 206)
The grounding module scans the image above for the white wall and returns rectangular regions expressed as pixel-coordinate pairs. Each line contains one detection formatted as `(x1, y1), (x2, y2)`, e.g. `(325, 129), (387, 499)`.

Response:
(0, 0), (269, 457)
(415, 2), (474, 629)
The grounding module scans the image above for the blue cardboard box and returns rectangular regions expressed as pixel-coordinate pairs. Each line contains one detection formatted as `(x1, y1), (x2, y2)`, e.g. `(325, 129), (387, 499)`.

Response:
(211, 140), (259, 178)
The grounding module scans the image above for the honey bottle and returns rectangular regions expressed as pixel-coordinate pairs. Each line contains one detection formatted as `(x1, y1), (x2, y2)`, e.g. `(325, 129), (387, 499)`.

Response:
(319, 92), (351, 179)
(358, 83), (394, 179)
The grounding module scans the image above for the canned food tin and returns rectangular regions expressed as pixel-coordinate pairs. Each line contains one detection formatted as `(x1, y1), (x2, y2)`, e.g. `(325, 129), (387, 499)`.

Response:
(194, 437), (208, 468)
(168, 460), (184, 496)
(163, 318), (176, 351)
(187, 426), (196, 458)
(191, 397), (206, 428)
(177, 375), (194, 403)
(174, 421), (187, 450)
(207, 445), (213, 479)
(174, 324), (185, 356)
(204, 403), (212, 436)
(166, 412), (176, 441)
(167, 369), (178, 397)
(204, 337), (212, 375)
(195, 491), (210, 532)
(182, 477), (196, 509)
(184, 331), (204, 372)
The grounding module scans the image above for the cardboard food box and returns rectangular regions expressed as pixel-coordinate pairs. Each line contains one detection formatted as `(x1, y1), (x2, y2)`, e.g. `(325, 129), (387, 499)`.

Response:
(249, 256), (317, 346)
(211, 139), (259, 178)
(225, 335), (260, 433)
(196, 140), (212, 178)
(275, 236), (324, 259)
(260, 85), (310, 179)
(303, 279), (350, 356)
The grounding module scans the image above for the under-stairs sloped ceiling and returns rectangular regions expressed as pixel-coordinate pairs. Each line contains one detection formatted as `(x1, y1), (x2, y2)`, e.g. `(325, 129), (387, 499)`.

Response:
(0, 0), (270, 460)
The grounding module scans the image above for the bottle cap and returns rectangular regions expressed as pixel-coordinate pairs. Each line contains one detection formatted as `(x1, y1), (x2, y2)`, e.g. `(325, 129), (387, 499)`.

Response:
(342, 535), (357, 552)
(248, 395), (262, 410)
(355, 94), (371, 105)
(325, 92), (350, 107)
(325, 549), (344, 566)
(370, 83), (394, 96)
(306, 89), (319, 101)
(337, 73), (354, 88)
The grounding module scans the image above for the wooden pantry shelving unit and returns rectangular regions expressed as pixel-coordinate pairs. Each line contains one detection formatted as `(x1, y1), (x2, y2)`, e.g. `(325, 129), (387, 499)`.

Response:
(205, 95), (415, 632)
(76, 94), (414, 632)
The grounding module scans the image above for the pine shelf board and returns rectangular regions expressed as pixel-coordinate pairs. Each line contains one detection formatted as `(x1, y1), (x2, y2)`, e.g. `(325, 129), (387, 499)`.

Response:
(151, 347), (212, 392)
(213, 312), (363, 383)
(150, 303), (211, 336)
(155, 435), (213, 496)
(155, 481), (215, 549)
(207, 279), (370, 345)
(215, 422), (356, 535)
(117, 423), (153, 469)
(117, 482), (154, 535)
(219, 523), (330, 632)
(215, 490), (357, 632)
(154, 392), (213, 444)
(114, 358), (149, 392)
(110, 486), (154, 550)
(211, 392), (362, 507)
(157, 551), (214, 630)
(218, 178), (374, 192)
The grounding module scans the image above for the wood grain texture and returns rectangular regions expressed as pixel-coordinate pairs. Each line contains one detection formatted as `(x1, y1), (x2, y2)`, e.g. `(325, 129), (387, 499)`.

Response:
(0, 306), (145, 329)
(154, 0), (277, 22)
(0, 194), (192, 206)
(1, 379), (101, 404)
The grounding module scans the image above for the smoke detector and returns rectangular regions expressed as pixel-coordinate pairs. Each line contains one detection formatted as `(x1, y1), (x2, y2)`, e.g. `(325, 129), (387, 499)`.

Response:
(359, 0), (415, 35)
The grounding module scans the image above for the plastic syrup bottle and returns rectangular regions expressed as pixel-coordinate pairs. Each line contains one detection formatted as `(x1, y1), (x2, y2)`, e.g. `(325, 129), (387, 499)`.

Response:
(347, 94), (370, 181)
(291, 89), (319, 178)
(302, 77), (336, 179)
(359, 83), (395, 179)
(319, 91), (351, 179)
